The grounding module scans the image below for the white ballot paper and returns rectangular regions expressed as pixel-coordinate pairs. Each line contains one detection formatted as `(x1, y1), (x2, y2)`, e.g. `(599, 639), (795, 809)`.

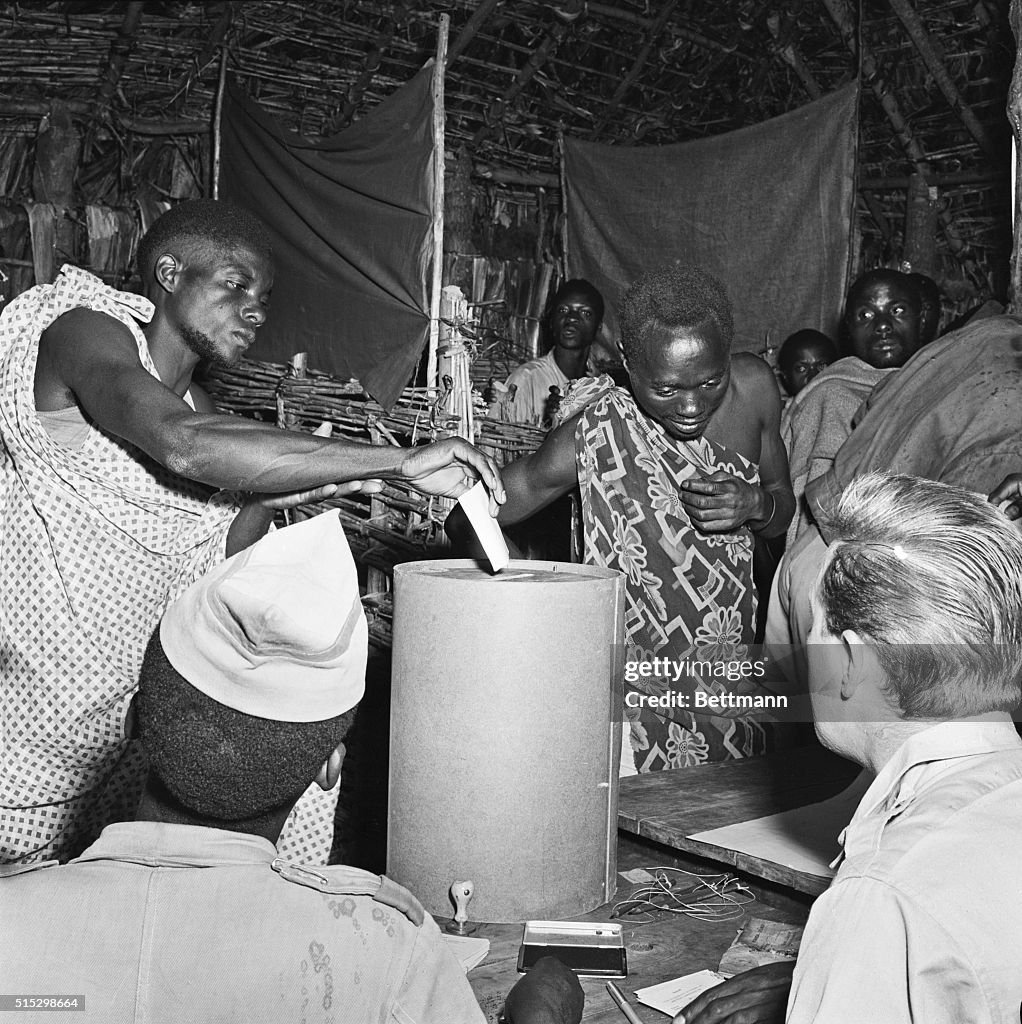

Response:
(687, 773), (872, 881)
(635, 970), (727, 1017)
(458, 481), (510, 572)
(442, 934), (491, 972)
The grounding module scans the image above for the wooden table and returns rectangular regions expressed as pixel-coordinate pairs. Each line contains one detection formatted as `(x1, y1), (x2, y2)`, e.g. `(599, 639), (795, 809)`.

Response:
(468, 746), (859, 1020)
(617, 745), (861, 896)
(467, 837), (810, 1023)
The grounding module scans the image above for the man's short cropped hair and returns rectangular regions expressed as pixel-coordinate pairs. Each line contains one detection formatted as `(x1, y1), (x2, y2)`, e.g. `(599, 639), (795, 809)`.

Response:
(550, 279), (605, 322)
(136, 631), (355, 825)
(817, 472), (1022, 718)
(136, 199), (274, 280)
(619, 263), (734, 366)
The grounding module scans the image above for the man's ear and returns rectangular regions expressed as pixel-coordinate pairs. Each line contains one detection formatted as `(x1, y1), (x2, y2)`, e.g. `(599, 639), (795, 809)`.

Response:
(153, 252), (182, 295)
(314, 743), (346, 792)
(839, 629), (879, 700)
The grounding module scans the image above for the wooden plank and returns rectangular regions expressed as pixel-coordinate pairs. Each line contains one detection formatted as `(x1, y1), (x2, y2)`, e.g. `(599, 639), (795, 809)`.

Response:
(617, 746), (860, 896)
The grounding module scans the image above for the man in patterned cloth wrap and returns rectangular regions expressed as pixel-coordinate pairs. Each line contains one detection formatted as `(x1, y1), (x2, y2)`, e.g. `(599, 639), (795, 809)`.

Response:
(473, 263), (794, 773)
(0, 199), (504, 865)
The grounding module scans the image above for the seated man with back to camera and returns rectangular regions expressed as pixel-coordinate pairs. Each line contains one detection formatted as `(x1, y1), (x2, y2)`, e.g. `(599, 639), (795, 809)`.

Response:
(680, 472), (1022, 1024)
(0, 511), (582, 1024)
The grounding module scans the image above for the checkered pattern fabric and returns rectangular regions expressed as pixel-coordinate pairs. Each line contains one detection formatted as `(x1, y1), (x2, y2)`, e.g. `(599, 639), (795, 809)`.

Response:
(0, 266), (336, 865)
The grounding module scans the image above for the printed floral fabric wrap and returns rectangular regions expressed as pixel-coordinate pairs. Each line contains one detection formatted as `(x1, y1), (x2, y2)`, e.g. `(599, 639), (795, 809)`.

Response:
(570, 375), (772, 771)
(0, 266), (336, 865)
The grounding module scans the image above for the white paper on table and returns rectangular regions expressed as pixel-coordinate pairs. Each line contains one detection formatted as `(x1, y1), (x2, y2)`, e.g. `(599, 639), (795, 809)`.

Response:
(686, 773), (872, 880)
(635, 970), (727, 1016)
(442, 934), (491, 972)
(457, 481), (509, 572)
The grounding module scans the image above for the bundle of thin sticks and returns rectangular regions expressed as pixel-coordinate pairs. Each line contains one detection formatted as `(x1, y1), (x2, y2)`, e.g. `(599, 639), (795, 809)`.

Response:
(201, 357), (546, 646)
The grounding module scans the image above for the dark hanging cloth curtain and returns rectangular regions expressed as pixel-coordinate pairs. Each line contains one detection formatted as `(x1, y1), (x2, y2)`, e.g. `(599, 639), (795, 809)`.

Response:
(563, 83), (859, 352)
(219, 64), (436, 410)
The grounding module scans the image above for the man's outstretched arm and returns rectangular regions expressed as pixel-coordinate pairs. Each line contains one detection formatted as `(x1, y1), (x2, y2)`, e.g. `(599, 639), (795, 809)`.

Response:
(445, 415), (579, 552)
(497, 415), (580, 525)
(42, 309), (504, 504)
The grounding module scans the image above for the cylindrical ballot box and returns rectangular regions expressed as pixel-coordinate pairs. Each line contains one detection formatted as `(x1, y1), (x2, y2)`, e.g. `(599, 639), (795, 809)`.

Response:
(388, 559), (625, 923)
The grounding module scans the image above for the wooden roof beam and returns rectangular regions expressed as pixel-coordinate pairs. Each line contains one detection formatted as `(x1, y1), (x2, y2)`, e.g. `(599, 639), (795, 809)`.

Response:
(474, 161), (558, 187)
(448, 0), (504, 67)
(888, 0), (1000, 163)
(859, 190), (893, 242)
(591, 0), (679, 136)
(586, 2), (750, 60)
(192, 4), (236, 75)
(91, 2), (145, 123)
(471, 20), (571, 148)
(697, 1), (765, 124)
(762, 6), (822, 100)
(324, 0), (416, 134)
(819, 0), (967, 255)
(772, 40), (822, 99)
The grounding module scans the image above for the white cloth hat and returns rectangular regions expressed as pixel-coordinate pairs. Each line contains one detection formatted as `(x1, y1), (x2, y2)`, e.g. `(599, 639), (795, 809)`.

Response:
(160, 510), (367, 722)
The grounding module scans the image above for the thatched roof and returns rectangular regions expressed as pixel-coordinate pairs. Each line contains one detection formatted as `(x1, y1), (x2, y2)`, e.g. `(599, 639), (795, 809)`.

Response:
(0, 0), (1014, 302)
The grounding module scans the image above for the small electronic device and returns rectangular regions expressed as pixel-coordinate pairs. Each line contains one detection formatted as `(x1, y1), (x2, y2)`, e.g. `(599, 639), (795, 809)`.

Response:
(516, 920), (627, 978)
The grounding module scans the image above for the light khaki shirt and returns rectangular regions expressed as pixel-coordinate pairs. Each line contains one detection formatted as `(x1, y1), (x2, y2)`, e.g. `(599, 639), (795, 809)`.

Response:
(492, 350), (568, 426)
(787, 720), (1022, 1024)
(0, 822), (486, 1024)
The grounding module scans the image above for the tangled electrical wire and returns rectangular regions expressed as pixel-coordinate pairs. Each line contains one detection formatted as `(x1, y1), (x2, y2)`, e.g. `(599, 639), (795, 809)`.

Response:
(611, 867), (756, 923)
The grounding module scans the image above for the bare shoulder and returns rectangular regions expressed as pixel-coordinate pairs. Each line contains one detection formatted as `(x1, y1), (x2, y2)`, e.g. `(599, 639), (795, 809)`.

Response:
(731, 351), (777, 386)
(730, 352), (782, 416)
(534, 411), (582, 474)
(36, 308), (142, 408)
(41, 307), (137, 362)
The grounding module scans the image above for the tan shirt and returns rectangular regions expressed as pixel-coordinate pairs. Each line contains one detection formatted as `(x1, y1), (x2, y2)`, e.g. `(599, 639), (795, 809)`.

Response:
(491, 350), (568, 426)
(787, 721), (1022, 1024)
(0, 822), (487, 1024)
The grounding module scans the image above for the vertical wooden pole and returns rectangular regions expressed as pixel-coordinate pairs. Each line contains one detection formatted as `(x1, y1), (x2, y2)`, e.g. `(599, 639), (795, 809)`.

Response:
(1008, 0), (1022, 313)
(274, 352), (307, 527)
(366, 424), (390, 598)
(558, 130), (570, 279)
(437, 285), (473, 442)
(903, 172), (938, 276)
(427, 15), (449, 392)
(31, 101), (80, 283)
(211, 44), (228, 199)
